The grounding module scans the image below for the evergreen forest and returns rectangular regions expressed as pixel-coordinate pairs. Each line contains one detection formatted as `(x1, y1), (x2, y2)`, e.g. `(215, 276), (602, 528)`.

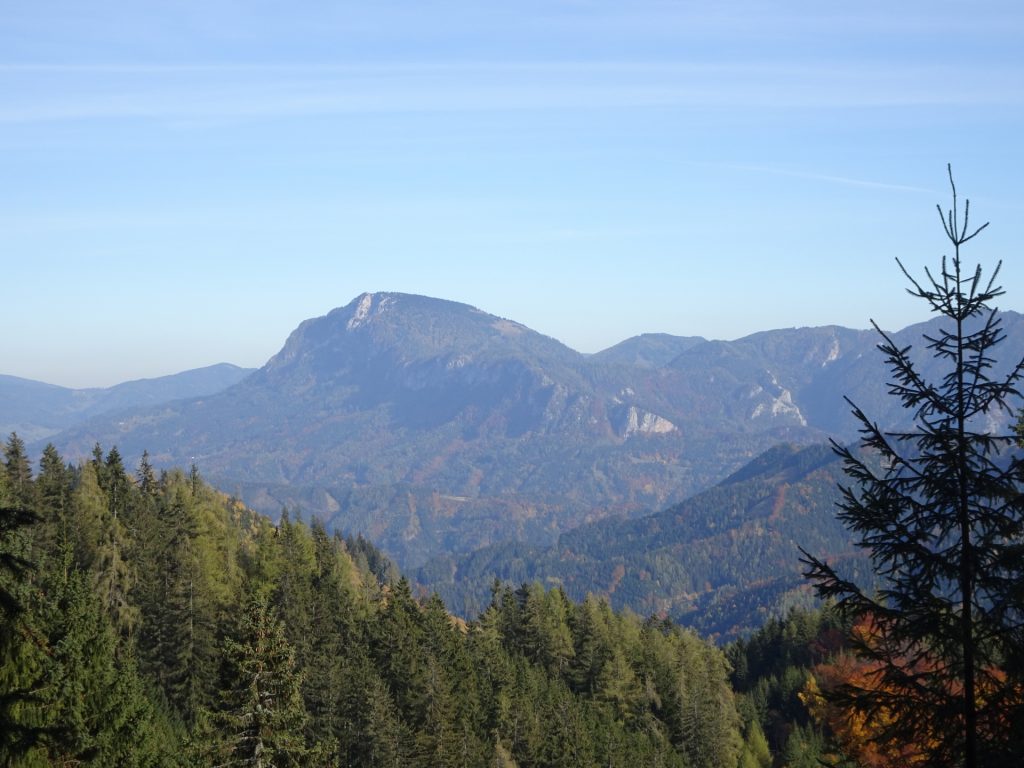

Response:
(1, 435), (861, 767)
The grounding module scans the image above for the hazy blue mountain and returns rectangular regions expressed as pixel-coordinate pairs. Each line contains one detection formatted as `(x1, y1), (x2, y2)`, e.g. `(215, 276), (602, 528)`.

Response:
(662, 312), (1024, 438)
(416, 442), (874, 641)
(42, 293), (1024, 569)
(0, 363), (254, 442)
(590, 333), (707, 368)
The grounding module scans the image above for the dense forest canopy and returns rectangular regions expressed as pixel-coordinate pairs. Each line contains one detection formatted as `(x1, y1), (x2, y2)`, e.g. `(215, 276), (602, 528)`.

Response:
(4, 420), (1020, 764)
(1, 436), (851, 767)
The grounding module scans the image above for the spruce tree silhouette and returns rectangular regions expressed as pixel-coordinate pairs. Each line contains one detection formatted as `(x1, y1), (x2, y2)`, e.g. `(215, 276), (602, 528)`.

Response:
(802, 167), (1024, 768)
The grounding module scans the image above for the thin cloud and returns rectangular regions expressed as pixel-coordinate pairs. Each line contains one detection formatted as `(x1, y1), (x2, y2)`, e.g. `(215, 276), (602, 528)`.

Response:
(697, 162), (937, 195)
(0, 60), (1020, 124)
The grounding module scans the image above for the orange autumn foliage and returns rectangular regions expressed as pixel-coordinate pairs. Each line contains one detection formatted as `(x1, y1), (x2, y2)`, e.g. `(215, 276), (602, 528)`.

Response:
(802, 617), (1024, 767)
(801, 652), (930, 768)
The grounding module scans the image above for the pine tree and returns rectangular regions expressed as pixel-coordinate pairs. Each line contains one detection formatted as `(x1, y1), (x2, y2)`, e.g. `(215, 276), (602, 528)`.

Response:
(189, 462), (201, 497)
(371, 576), (429, 719)
(570, 595), (613, 695)
(363, 672), (414, 768)
(209, 592), (310, 767)
(802, 167), (1024, 767)
(75, 455), (138, 640)
(36, 444), (75, 557)
(779, 723), (824, 768)
(676, 635), (742, 768)
(0, 505), (36, 629)
(517, 583), (575, 677)
(3, 433), (34, 509)
(136, 450), (159, 499)
(271, 511), (316, 671)
(413, 656), (464, 768)
(3, 495), (165, 766)
(33, 571), (163, 766)
(300, 519), (356, 755)
(136, 482), (214, 725)
(0, 503), (43, 762)
(738, 719), (771, 768)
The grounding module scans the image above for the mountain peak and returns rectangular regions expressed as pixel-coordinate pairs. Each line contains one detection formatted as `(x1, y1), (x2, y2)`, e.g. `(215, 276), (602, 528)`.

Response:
(339, 292), (424, 331)
(322, 292), (481, 333)
(261, 292), (582, 392)
(346, 292), (376, 330)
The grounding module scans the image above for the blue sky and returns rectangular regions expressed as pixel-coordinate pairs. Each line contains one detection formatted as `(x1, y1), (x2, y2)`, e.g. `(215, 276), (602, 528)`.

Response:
(3, 1), (1023, 387)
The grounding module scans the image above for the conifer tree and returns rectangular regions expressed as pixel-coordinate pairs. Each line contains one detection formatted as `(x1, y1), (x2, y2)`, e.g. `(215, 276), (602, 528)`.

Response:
(90, 442), (107, 489)
(102, 446), (131, 520)
(36, 444), (74, 556)
(371, 576), (430, 719)
(3, 433), (34, 510)
(0, 502), (42, 762)
(209, 592), (309, 767)
(516, 583), (575, 676)
(74, 455), (138, 639)
(570, 595), (613, 696)
(739, 719), (771, 768)
(300, 519), (355, 754)
(363, 671), (414, 768)
(136, 482), (214, 724)
(413, 655), (465, 768)
(595, 646), (643, 725)
(271, 511), (316, 669)
(0, 504), (35, 628)
(34, 571), (163, 766)
(802, 168), (1024, 767)
(136, 450), (159, 499)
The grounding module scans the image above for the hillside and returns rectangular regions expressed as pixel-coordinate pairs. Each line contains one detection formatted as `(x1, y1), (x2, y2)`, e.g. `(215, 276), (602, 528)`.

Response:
(0, 363), (254, 442)
(589, 332), (707, 368)
(0, 439), (763, 767)
(417, 443), (874, 641)
(42, 293), (1024, 567)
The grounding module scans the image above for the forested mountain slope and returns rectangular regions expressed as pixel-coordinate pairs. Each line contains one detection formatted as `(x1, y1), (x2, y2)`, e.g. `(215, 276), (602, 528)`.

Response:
(1, 434), (765, 767)
(588, 332), (707, 368)
(43, 292), (1024, 568)
(418, 443), (874, 640)
(0, 363), (253, 442)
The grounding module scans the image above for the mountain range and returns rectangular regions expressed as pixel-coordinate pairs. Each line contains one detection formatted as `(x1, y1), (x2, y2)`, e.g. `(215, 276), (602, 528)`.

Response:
(33, 292), (1024, 568)
(1, 363), (255, 443)
(416, 442), (876, 641)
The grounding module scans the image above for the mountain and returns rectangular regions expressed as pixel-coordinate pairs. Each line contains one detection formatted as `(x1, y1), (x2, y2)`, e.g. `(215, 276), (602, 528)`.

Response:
(589, 333), (707, 368)
(42, 293), (1024, 569)
(0, 363), (255, 442)
(416, 442), (874, 641)
(48, 293), (752, 565)
(662, 312), (1024, 436)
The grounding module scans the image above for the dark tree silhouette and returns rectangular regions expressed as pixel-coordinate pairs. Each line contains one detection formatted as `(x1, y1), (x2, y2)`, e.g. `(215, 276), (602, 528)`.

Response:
(802, 167), (1024, 768)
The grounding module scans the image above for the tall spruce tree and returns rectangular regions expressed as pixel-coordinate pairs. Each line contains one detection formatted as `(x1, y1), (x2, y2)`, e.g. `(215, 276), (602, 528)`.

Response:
(208, 592), (310, 767)
(0, 502), (43, 762)
(136, 482), (213, 725)
(3, 433), (34, 510)
(0, 436), (42, 760)
(37, 444), (74, 557)
(802, 168), (1024, 767)
(32, 570), (164, 766)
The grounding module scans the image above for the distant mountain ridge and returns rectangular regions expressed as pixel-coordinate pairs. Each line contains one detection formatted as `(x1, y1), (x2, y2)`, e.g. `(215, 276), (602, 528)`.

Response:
(589, 333), (707, 368)
(1, 363), (255, 442)
(40, 292), (1024, 568)
(416, 442), (872, 641)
